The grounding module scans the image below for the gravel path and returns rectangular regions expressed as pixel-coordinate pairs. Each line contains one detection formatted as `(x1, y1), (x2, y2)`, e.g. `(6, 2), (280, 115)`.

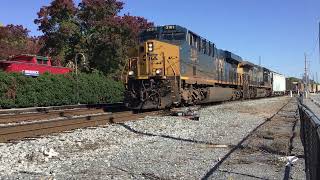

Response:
(0, 96), (292, 179)
(208, 98), (305, 180)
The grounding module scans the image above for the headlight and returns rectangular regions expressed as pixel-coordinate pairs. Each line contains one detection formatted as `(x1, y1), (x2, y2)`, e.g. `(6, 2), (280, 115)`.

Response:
(147, 42), (153, 52)
(128, 71), (134, 76)
(155, 69), (162, 75)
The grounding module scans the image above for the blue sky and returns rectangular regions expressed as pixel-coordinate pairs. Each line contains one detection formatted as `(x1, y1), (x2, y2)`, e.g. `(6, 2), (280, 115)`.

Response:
(0, 0), (319, 78)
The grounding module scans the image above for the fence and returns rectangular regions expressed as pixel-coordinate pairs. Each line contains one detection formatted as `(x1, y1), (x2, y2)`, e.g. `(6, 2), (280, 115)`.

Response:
(298, 97), (320, 180)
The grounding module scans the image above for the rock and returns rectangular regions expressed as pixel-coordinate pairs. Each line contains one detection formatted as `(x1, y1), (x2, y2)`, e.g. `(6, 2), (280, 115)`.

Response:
(43, 148), (59, 159)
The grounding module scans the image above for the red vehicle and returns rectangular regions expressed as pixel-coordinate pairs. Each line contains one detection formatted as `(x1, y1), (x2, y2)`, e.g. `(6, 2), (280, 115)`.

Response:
(0, 54), (71, 76)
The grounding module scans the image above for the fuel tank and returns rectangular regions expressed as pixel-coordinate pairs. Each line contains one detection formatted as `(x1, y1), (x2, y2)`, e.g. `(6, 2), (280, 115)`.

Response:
(202, 87), (234, 103)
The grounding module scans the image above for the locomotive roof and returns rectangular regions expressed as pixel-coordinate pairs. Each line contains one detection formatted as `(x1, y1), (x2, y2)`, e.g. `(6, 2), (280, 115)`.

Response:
(141, 25), (282, 73)
(140, 25), (284, 76)
(143, 25), (187, 33)
(240, 61), (254, 67)
(240, 61), (272, 72)
(240, 61), (265, 69)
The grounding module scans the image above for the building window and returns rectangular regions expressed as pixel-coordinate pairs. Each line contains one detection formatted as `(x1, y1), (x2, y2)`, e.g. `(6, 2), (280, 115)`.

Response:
(37, 59), (42, 64)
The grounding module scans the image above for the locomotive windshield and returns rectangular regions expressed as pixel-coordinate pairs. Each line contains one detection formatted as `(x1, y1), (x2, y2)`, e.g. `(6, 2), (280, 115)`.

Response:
(162, 32), (186, 41)
(139, 25), (187, 42)
(139, 28), (160, 42)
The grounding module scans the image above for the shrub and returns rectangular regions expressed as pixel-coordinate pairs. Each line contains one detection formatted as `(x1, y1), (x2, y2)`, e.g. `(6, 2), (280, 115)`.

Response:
(0, 71), (124, 108)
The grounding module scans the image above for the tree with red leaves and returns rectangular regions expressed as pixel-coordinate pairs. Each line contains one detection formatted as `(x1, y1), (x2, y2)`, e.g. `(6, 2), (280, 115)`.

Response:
(35, 0), (79, 64)
(0, 25), (42, 60)
(35, 0), (153, 74)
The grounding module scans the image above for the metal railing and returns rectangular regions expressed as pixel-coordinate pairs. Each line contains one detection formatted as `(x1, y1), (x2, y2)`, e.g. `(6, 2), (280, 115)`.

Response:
(298, 97), (320, 180)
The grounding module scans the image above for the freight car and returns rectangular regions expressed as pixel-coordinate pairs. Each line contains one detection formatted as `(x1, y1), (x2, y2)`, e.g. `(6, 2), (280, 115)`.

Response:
(272, 72), (286, 95)
(124, 25), (283, 110)
(286, 77), (320, 94)
(0, 54), (71, 76)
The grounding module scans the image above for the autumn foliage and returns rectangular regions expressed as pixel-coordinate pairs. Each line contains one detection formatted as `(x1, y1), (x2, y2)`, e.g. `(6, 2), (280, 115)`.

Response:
(0, 0), (152, 75)
(0, 25), (42, 60)
(34, 0), (153, 75)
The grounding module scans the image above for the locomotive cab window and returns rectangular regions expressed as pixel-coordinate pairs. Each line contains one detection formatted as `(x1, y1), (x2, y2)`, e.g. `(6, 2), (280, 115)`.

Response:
(188, 33), (193, 46)
(188, 32), (202, 49)
(209, 42), (212, 56)
(212, 43), (216, 57)
(162, 32), (186, 41)
(198, 38), (201, 52)
(139, 31), (159, 42)
(202, 39), (207, 54)
(139, 46), (145, 53)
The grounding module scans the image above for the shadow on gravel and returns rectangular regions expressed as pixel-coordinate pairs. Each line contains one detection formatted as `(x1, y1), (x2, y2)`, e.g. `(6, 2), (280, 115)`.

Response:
(117, 123), (232, 148)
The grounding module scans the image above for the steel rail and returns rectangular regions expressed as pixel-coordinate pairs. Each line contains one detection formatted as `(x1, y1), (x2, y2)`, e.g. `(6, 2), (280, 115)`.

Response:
(0, 111), (155, 143)
(0, 102), (124, 115)
(0, 108), (106, 124)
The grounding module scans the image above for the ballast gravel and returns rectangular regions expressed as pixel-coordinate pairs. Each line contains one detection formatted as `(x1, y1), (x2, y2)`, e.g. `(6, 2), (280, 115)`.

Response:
(0, 97), (290, 179)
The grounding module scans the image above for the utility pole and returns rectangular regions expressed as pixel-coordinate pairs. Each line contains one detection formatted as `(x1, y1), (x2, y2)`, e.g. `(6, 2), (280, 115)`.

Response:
(304, 53), (308, 96)
(319, 22), (320, 63)
(259, 56), (261, 66)
(74, 53), (86, 105)
(305, 53), (307, 84)
(316, 72), (318, 83)
(313, 73), (315, 82)
(308, 60), (311, 85)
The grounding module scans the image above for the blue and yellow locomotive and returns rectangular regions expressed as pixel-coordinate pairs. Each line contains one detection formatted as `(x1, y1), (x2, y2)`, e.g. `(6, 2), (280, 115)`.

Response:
(125, 25), (273, 109)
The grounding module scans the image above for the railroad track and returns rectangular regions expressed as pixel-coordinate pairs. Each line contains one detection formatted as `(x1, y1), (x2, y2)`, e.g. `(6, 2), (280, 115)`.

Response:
(0, 103), (158, 143)
(310, 96), (320, 107)
(0, 96), (286, 143)
(0, 111), (157, 143)
(0, 108), (106, 124)
(0, 103), (126, 124)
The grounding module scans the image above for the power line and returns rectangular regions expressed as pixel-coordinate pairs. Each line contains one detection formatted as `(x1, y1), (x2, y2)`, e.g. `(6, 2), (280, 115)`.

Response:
(308, 22), (320, 60)
(308, 31), (319, 58)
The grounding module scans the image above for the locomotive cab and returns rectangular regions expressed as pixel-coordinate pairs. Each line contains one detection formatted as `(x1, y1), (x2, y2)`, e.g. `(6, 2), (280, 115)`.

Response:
(125, 26), (183, 109)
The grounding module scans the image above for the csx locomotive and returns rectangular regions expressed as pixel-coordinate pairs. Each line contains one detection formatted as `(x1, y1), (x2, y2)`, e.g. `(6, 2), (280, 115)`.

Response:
(124, 25), (283, 110)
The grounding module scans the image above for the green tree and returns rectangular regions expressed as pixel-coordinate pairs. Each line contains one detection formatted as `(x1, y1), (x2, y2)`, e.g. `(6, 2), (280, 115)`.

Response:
(35, 0), (153, 75)
(35, 0), (80, 64)
(0, 25), (42, 59)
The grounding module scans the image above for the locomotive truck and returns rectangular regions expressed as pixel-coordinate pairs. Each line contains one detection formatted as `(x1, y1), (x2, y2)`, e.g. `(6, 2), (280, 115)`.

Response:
(124, 25), (285, 110)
